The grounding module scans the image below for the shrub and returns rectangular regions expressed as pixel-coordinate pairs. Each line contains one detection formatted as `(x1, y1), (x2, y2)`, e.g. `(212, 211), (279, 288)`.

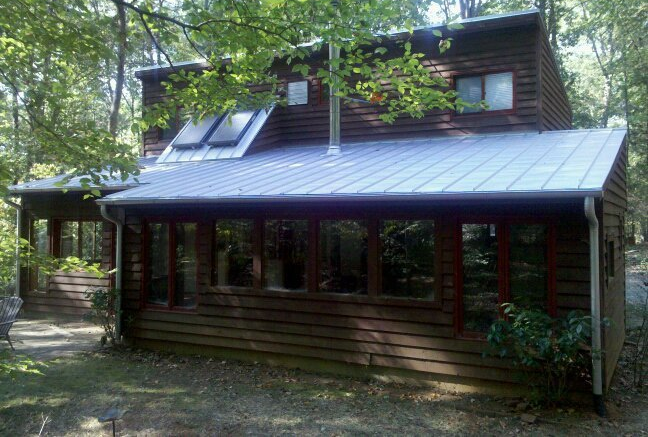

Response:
(84, 287), (120, 346)
(485, 304), (592, 405)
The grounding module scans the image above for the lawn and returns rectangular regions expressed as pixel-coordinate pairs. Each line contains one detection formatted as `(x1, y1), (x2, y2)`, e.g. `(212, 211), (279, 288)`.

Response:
(1, 345), (647, 436)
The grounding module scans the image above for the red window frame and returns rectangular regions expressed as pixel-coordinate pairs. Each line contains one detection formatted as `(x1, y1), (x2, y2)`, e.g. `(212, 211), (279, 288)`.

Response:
(451, 69), (517, 117)
(455, 218), (557, 338)
(142, 219), (199, 312)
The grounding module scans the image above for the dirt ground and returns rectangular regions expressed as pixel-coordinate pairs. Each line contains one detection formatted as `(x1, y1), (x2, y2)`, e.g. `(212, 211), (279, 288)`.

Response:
(1, 245), (646, 436)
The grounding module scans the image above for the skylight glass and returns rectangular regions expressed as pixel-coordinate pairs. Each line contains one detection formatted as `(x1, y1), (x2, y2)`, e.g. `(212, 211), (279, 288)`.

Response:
(206, 110), (258, 146)
(171, 114), (221, 148)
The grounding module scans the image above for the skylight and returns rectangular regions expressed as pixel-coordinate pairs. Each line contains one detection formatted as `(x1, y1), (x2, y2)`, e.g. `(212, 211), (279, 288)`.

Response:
(206, 110), (259, 146)
(171, 115), (222, 148)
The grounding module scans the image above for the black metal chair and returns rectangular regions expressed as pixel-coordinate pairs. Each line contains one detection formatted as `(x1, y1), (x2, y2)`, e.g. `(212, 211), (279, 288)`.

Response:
(0, 296), (23, 351)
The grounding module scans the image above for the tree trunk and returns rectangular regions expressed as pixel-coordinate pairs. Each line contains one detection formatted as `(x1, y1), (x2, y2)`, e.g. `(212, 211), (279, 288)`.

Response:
(109, 2), (127, 137)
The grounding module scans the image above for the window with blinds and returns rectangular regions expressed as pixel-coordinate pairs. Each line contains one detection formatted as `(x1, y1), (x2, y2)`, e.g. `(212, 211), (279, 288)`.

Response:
(287, 80), (309, 105)
(455, 71), (514, 114)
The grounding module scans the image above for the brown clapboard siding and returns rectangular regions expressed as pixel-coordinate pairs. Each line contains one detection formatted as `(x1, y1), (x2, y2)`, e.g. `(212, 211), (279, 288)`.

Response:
(601, 139), (628, 389)
(141, 25), (542, 156)
(118, 199), (605, 385)
(538, 36), (572, 130)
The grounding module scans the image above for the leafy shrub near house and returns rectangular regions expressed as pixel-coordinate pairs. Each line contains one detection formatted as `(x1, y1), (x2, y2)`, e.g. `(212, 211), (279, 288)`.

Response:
(485, 304), (592, 405)
(84, 287), (120, 346)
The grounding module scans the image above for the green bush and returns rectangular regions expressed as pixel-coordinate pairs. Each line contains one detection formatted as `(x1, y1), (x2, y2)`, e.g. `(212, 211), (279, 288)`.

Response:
(84, 287), (120, 346)
(485, 304), (592, 405)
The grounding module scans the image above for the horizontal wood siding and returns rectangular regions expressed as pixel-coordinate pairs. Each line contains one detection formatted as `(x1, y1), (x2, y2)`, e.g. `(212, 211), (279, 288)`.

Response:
(601, 141), (627, 388)
(539, 37), (572, 130)
(122, 200), (593, 385)
(142, 26), (541, 156)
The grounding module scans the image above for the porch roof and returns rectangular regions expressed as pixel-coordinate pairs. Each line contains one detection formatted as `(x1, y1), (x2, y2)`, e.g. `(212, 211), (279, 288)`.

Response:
(11, 129), (626, 204)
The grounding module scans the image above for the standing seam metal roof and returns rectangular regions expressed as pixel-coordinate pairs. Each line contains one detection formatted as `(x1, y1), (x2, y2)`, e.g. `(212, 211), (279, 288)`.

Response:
(77, 128), (627, 204)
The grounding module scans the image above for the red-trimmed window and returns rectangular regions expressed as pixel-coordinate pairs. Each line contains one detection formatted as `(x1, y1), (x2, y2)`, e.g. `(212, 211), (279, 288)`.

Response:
(144, 221), (198, 310)
(455, 71), (514, 114)
(59, 220), (104, 263)
(457, 221), (555, 336)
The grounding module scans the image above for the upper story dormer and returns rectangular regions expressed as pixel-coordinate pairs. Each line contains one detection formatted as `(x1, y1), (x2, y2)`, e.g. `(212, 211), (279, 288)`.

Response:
(137, 10), (571, 158)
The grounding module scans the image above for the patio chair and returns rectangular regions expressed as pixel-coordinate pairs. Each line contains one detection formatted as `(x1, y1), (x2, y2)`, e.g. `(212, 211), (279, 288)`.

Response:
(0, 296), (23, 351)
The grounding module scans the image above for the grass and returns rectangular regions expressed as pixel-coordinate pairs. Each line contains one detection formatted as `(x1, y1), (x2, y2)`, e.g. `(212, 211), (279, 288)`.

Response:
(2, 347), (648, 436)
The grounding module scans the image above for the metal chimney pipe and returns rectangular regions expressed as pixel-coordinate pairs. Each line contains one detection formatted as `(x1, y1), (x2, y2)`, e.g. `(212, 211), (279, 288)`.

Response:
(327, 0), (341, 155)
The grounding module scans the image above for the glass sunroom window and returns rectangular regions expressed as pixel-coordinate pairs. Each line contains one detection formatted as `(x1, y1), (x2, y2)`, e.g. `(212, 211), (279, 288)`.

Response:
(264, 220), (308, 291)
(147, 223), (170, 306)
(213, 219), (254, 287)
(30, 218), (49, 290)
(461, 223), (499, 333)
(60, 220), (103, 263)
(174, 223), (197, 308)
(319, 220), (368, 294)
(509, 224), (548, 310)
(380, 220), (435, 299)
(206, 110), (258, 146)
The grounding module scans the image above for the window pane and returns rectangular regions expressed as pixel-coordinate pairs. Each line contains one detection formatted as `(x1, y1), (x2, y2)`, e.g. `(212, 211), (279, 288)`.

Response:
(147, 223), (169, 306)
(287, 80), (309, 105)
(175, 223), (197, 308)
(462, 224), (499, 333)
(80, 221), (103, 263)
(456, 76), (482, 113)
(206, 110), (257, 146)
(484, 72), (513, 111)
(509, 224), (547, 310)
(214, 220), (254, 287)
(381, 220), (435, 299)
(264, 220), (308, 291)
(32, 219), (48, 290)
(60, 221), (79, 258)
(319, 220), (368, 294)
(171, 114), (221, 148)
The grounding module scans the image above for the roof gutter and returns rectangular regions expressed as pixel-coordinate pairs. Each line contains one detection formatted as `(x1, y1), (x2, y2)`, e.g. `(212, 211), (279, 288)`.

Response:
(2, 198), (22, 299)
(585, 196), (606, 417)
(100, 205), (124, 342)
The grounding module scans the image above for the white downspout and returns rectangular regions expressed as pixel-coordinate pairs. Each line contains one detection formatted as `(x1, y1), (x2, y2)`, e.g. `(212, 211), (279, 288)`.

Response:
(584, 196), (605, 416)
(100, 205), (124, 342)
(3, 198), (23, 299)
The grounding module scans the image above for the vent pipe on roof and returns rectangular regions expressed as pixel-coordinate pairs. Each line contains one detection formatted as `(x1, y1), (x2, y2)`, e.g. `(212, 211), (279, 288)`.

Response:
(327, 0), (341, 155)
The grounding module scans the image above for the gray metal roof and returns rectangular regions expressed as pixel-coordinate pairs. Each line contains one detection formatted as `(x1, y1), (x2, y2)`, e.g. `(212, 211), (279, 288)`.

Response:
(45, 128), (626, 205)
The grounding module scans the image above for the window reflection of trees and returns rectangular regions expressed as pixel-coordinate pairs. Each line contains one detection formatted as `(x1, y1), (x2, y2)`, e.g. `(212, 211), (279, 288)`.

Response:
(319, 220), (368, 294)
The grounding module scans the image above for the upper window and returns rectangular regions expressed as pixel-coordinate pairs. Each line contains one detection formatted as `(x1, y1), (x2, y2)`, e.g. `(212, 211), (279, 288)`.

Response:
(159, 108), (190, 141)
(287, 80), (309, 105)
(455, 71), (514, 114)
(380, 220), (436, 299)
(145, 222), (197, 310)
(60, 220), (104, 263)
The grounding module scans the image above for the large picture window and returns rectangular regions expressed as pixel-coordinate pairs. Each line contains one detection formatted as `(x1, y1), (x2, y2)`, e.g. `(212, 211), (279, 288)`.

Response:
(380, 220), (436, 299)
(145, 221), (197, 310)
(59, 220), (104, 263)
(29, 218), (49, 291)
(458, 221), (554, 336)
(319, 220), (368, 294)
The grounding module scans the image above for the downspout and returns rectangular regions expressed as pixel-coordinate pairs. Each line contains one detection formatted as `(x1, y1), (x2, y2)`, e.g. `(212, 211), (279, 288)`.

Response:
(326, 0), (341, 156)
(584, 196), (605, 416)
(3, 198), (22, 299)
(100, 205), (123, 342)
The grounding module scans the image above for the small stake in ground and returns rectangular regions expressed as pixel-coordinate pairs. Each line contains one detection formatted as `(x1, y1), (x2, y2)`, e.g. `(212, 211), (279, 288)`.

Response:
(98, 408), (124, 437)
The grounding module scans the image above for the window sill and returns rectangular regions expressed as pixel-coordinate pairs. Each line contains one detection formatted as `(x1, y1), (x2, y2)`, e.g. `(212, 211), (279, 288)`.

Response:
(142, 304), (197, 314)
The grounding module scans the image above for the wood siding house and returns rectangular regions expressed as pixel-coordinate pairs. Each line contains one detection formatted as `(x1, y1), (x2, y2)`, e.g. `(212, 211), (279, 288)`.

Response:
(8, 10), (627, 395)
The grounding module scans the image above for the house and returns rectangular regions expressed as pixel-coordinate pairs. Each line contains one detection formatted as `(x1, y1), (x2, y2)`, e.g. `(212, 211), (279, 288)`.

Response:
(6, 10), (627, 398)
